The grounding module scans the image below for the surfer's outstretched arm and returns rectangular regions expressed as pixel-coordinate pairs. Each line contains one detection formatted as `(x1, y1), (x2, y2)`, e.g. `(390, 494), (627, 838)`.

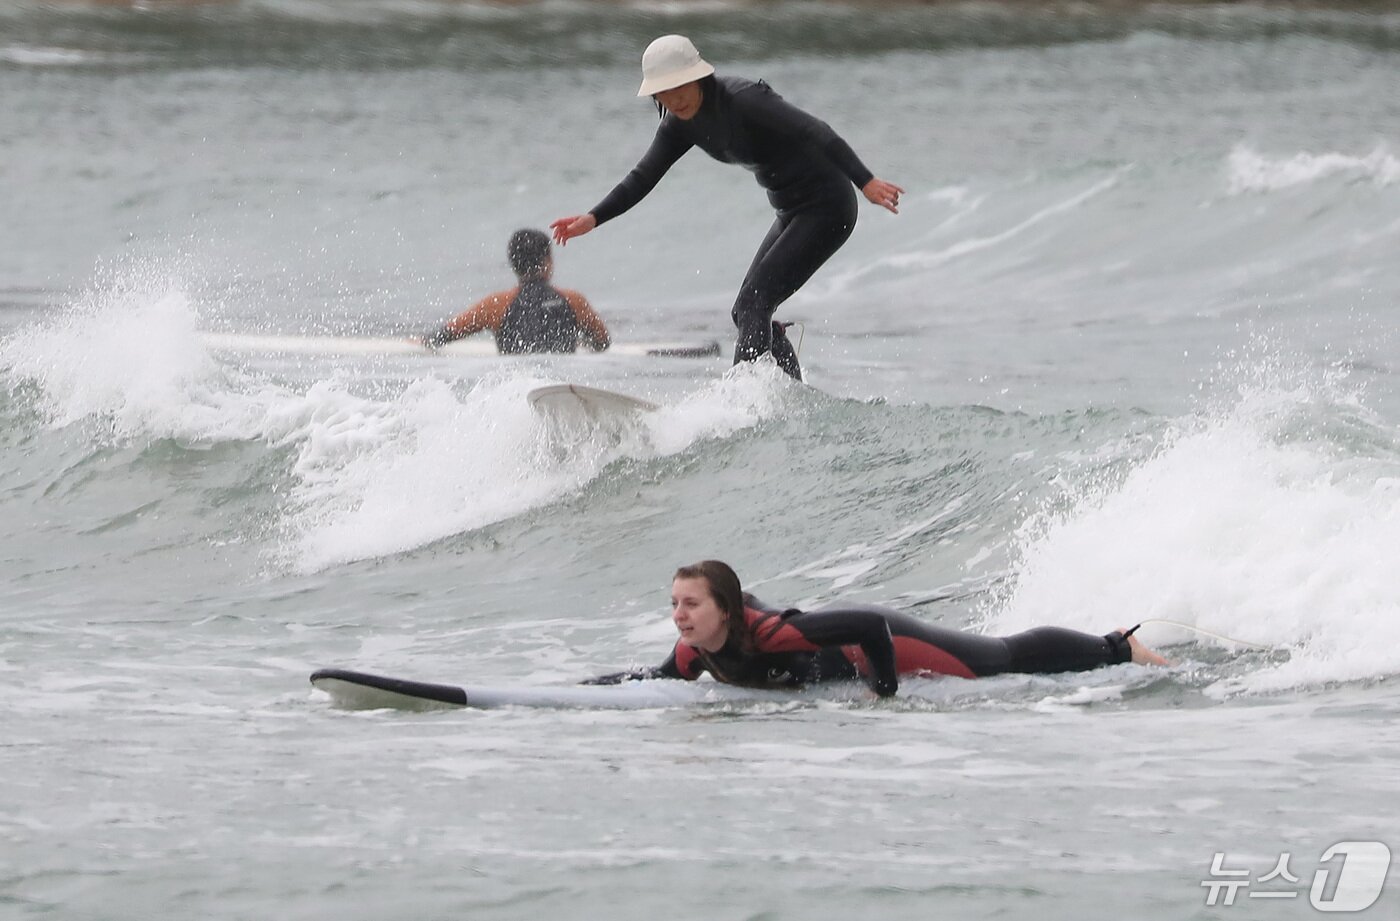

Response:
(549, 213), (596, 246)
(551, 117), (693, 246)
(581, 648), (688, 685)
(423, 291), (511, 347)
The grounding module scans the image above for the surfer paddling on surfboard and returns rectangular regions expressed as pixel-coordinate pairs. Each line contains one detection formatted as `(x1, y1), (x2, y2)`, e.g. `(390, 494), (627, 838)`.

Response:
(550, 35), (902, 382)
(424, 228), (610, 354)
(585, 560), (1169, 697)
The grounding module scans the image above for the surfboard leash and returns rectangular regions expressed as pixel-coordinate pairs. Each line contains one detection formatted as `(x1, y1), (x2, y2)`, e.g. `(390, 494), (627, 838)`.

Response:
(1130, 619), (1274, 651)
(778, 320), (805, 358)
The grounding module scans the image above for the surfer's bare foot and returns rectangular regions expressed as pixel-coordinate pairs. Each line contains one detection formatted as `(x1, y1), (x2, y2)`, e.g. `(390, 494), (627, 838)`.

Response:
(1120, 628), (1169, 667)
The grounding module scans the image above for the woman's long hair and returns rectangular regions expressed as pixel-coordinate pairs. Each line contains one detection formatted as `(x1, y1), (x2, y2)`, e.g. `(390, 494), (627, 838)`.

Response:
(673, 559), (752, 656)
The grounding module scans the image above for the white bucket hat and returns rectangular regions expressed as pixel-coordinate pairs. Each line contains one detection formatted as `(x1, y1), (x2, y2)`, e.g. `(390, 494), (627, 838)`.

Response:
(636, 34), (715, 97)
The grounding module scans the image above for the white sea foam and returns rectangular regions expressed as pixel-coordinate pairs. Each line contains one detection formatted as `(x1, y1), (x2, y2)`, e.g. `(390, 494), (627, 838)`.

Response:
(643, 360), (789, 454)
(283, 360), (795, 572)
(275, 371), (595, 571)
(1, 278), (241, 437)
(989, 351), (1400, 695)
(1, 275), (794, 573)
(1226, 145), (1400, 194)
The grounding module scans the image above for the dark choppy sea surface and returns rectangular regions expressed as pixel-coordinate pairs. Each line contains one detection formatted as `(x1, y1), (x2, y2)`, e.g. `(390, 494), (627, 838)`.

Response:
(3, 2), (1399, 917)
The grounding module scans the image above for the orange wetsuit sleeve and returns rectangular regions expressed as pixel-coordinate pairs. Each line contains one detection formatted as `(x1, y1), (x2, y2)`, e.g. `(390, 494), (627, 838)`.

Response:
(430, 289), (516, 344)
(562, 289), (610, 352)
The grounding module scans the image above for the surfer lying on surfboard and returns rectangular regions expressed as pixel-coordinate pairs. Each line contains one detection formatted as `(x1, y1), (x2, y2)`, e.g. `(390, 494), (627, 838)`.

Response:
(424, 228), (610, 354)
(550, 35), (903, 382)
(585, 560), (1169, 697)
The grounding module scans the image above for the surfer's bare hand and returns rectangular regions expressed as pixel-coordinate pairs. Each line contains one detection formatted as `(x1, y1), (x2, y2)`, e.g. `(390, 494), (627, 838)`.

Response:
(862, 178), (904, 214)
(550, 213), (597, 245)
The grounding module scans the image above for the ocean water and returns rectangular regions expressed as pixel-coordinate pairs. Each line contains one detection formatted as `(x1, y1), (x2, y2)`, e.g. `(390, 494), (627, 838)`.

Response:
(3, 1), (1400, 918)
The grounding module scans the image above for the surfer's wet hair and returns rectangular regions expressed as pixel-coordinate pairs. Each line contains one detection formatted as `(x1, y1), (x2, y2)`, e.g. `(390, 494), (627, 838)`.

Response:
(507, 228), (552, 280)
(673, 559), (752, 655)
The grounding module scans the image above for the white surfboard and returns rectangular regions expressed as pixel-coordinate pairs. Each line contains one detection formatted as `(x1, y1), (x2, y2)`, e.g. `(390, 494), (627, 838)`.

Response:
(310, 668), (819, 711)
(527, 383), (660, 417)
(200, 332), (721, 359)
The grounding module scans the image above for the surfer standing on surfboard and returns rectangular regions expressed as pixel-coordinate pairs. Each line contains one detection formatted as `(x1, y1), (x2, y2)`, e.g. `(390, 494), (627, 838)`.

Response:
(585, 560), (1169, 696)
(550, 35), (902, 381)
(424, 228), (610, 354)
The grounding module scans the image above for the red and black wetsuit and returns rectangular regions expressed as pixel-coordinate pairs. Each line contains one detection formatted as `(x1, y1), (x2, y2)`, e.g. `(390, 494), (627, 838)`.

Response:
(589, 595), (1133, 698)
(589, 75), (873, 380)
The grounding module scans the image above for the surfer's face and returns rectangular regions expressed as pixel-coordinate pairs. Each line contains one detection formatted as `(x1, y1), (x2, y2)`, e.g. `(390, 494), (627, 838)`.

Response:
(671, 576), (728, 651)
(654, 81), (703, 121)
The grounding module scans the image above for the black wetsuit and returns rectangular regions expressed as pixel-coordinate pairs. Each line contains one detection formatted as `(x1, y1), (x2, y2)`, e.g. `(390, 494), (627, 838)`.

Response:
(588, 595), (1134, 698)
(590, 76), (873, 380)
(496, 279), (582, 354)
